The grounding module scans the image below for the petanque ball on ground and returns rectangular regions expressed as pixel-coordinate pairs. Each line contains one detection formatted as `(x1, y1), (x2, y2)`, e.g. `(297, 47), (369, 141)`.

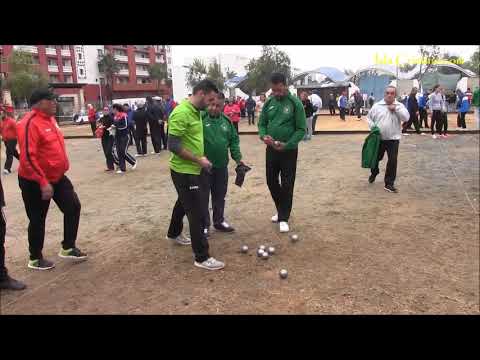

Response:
(279, 269), (288, 279)
(257, 249), (265, 257)
(259, 245), (266, 251)
(241, 245), (249, 253)
(267, 246), (275, 255)
(290, 234), (299, 242)
(261, 252), (269, 260)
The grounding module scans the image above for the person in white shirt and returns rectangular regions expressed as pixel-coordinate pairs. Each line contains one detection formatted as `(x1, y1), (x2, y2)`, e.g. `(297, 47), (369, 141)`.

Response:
(308, 91), (322, 136)
(367, 85), (410, 193)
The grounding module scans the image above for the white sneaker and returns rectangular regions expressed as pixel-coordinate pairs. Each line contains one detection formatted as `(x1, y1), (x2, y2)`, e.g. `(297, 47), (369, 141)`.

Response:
(432, 135), (437, 139)
(151, 151), (157, 155)
(279, 221), (290, 233)
(402, 133), (410, 136)
(135, 154), (142, 157)
(3, 169), (10, 175)
(420, 133), (426, 136)
(116, 170), (125, 174)
(131, 162), (137, 170)
(271, 214), (278, 223)
(166, 234), (191, 246)
(194, 257), (225, 271)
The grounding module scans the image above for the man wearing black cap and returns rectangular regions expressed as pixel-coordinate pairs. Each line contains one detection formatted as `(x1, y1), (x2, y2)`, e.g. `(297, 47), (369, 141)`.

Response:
(0, 167), (26, 290)
(16, 88), (87, 270)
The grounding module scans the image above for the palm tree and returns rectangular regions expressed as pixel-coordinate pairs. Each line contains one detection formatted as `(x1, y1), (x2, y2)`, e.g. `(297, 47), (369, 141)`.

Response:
(98, 52), (120, 103)
(186, 58), (207, 88)
(148, 63), (168, 94)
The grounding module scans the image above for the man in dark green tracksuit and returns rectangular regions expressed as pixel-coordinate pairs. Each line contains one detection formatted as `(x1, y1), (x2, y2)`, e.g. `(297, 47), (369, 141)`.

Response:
(258, 73), (306, 233)
(201, 92), (244, 236)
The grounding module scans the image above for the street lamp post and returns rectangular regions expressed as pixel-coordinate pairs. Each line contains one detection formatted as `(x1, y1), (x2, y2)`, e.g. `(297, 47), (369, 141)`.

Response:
(97, 78), (103, 108)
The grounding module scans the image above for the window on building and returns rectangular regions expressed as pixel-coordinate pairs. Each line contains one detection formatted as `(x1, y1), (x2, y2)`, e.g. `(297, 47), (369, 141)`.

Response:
(136, 52), (148, 59)
(167, 57), (171, 64)
(137, 77), (152, 84)
(61, 45), (70, 50)
(64, 75), (73, 83)
(79, 68), (84, 76)
(48, 58), (58, 66)
(78, 53), (82, 60)
(97, 49), (103, 57)
(63, 59), (72, 67)
(32, 56), (40, 65)
(115, 77), (129, 84)
(49, 75), (59, 83)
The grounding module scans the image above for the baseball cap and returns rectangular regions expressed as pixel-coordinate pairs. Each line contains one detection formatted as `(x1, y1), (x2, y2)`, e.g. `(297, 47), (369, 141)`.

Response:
(152, 96), (161, 100)
(29, 88), (57, 105)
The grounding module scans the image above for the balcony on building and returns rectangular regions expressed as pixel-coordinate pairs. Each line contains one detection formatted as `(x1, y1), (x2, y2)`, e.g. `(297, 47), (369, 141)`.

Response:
(135, 55), (150, 64)
(155, 55), (165, 64)
(114, 54), (129, 62)
(45, 46), (57, 55)
(48, 65), (59, 72)
(14, 45), (38, 54)
(63, 66), (73, 73)
(61, 49), (71, 57)
(118, 69), (130, 76)
(136, 69), (149, 77)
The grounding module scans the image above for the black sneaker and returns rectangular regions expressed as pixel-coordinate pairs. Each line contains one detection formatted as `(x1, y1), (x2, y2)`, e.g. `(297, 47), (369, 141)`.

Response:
(28, 258), (55, 270)
(368, 174), (377, 183)
(0, 274), (27, 291)
(384, 185), (398, 193)
(214, 222), (235, 233)
(59, 247), (88, 260)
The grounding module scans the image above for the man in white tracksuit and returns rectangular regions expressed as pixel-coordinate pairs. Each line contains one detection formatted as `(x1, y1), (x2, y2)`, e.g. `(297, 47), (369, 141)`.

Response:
(367, 85), (410, 193)
(309, 91), (322, 136)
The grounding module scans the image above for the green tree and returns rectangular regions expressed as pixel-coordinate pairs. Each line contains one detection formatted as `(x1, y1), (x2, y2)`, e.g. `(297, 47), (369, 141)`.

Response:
(98, 52), (120, 102)
(148, 63), (168, 93)
(225, 68), (237, 80)
(206, 59), (225, 92)
(244, 46), (291, 94)
(186, 58), (207, 88)
(418, 45), (441, 86)
(441, 52), (462, 64)
(462, 50), (479, 75)
(399, 63), (416, 72)
(5, 51), (48, 105)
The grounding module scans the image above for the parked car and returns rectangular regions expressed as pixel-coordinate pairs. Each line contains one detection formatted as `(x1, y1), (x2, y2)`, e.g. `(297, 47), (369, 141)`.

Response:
(73, 110), (88, 125)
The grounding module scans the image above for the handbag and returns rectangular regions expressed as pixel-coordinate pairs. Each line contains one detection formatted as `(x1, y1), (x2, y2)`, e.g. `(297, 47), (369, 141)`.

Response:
(95, 126), (105, 138)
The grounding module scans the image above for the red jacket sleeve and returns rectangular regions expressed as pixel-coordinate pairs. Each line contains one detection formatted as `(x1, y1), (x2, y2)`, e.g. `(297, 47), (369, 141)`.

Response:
(21, 122), (49, 187)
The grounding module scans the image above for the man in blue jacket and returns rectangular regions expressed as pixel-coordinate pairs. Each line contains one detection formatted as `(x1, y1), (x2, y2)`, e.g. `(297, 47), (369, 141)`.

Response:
(418, 91), (429, 128)
(339, 90), (348, 121)
(123, 104), (135, 146)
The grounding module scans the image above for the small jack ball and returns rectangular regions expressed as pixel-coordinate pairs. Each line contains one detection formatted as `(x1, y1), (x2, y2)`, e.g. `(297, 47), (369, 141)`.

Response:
(257, 249), (265, 257)
(290, 234), (299, 242)
(241, 245), (248, 253)
(279, 269), (288, 279)
(259, 245), (266, 251)
(261, 252), (269, 260)
(268, 246), (275, 255)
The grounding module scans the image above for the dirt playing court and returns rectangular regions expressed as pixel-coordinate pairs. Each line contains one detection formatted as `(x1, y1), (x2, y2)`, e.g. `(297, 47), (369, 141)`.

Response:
(0, 132), (479, 314)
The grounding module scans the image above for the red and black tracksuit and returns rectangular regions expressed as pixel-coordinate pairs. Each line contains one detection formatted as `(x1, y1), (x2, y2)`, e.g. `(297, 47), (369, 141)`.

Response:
(1, 116), (20, 172)
(16, 109), (81, 261)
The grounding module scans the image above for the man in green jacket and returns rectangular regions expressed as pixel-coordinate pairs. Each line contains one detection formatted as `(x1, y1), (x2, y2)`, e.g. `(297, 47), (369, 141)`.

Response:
(201, 92), (245, 237)
(258, 73), (306, 233)
(472, 87), (480, 130)
(166, 79), (225, 271)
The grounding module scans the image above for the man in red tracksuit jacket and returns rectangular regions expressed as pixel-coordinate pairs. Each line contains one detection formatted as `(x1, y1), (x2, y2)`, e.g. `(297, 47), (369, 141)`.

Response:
(1, 106), (20, 174)
(16, 89), (87, 270)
